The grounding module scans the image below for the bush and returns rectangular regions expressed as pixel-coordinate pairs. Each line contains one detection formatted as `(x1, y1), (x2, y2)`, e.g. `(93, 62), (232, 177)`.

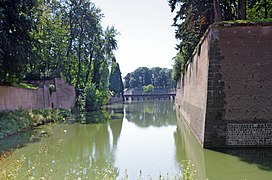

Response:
(0, 109), (72, 139)
(85, 84), (109, 111)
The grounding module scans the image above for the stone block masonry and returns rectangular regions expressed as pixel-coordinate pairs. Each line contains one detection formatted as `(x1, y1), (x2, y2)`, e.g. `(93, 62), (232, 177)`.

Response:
(176, 23), (272, 148)
(0, 78), (76, 111)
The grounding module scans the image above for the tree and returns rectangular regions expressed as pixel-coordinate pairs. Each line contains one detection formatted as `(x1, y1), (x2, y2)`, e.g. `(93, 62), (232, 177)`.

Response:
(168, 0), (272, 81)
(109, 60), (124, 95)
(0, 0), (36, 83)
(124, 73), (131, 89)
(214, 0), (222, 22)
(124, 67), (175, 90)
(238, 0), (247, 20)
(143, 84), (155, 94)
(247, 0), (272, 20)
(0, 0), (121, 111)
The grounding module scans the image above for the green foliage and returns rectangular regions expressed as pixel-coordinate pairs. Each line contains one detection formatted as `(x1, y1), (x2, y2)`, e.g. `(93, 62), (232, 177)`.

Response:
(0, 0), (36, 83)
(180, 161), (197, 180)
(0, 0), (122, 111)
(85, 84), (109, 111)
(143, 84), (155, 94)
(172, 52), (185, 81)
(109, 60), (124, 95)
(169, 0), (272, 81)
(0, 110), (32, 139)
(168, 0), (213, 81)
(247, 0), (272, 20)
(12, 83), (37, 90)
(0, 151), (26, 180)
(124, 67), (175, 90)
(0, 109), (72, 139)
(94, 163), (119, 179)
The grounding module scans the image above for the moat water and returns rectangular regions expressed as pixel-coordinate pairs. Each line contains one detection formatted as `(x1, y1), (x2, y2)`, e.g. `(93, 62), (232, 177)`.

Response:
(1, 101), (272, 179)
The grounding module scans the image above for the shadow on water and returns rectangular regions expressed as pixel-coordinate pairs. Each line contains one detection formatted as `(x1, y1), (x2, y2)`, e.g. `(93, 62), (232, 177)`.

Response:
(0, 126), (56, 153)
(216, 148), (272, 171)
(0, 130), (33, 153)
(1, 104), (124, 153)
(175, 114), (272, 180)
(125, 101), (176, 127)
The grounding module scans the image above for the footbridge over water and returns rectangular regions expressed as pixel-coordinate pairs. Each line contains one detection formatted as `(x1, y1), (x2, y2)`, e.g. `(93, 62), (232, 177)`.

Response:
(124, 93), (176, 103)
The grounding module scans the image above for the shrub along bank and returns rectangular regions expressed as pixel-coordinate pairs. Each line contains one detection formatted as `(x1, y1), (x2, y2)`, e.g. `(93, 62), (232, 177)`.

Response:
(0, 109), (72, 139)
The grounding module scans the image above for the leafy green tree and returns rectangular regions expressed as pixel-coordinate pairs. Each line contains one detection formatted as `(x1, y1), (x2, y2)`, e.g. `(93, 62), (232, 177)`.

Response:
(0, 0), (122, 111)
(247, 0), (272, 20)
(143, 84), (155, 94)
(28, 0), (69, 80)
(0, 0), (36, 83)
(109, 60), (124, 95)
(124, 73), (131, 89)
(168, 0), (272, 81)
(124, 67), (175, 90)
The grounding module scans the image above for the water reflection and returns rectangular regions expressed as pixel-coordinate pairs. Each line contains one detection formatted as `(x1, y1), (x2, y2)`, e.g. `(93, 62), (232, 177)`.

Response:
(74, 104), (124, 124)
(3, 101), (272, 179)
(125, 101), (176, 127)
(175, 116), (272, 180)
(14, 105), (124, 179)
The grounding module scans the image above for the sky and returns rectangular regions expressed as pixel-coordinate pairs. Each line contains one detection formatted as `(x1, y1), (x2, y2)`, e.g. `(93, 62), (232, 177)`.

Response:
(91, 0), (177, 77)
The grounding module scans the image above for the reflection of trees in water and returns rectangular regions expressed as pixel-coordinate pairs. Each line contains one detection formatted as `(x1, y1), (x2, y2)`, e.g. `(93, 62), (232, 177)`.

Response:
(173, 127), (186, 165)
(75, 104), (124, 124)
(124, 101), (176, 127)
(62, 109), (124, 178)
(11, 106), (124, 178)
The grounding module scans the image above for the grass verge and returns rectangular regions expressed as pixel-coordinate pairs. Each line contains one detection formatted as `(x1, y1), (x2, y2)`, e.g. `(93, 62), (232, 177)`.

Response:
(0, 109), (72, 139)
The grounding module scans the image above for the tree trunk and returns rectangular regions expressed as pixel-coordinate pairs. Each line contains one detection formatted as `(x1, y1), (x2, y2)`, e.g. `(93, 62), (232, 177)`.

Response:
(213, 0), (222, 22)
(75, 17), (84, 92)
(264, 0), (268, 19)
(66, 11), (74, 84)
(225, 1), (233, 20)
(237, 0), (246, 20)
(84, 48), (94, 86)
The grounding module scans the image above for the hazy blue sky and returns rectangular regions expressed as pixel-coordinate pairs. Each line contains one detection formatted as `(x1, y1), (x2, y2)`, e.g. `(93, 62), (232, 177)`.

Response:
(91, 0), (177, 77)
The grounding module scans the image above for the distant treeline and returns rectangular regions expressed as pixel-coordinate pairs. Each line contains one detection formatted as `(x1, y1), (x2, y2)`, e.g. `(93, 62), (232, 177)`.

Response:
(124, 67), (176, 90)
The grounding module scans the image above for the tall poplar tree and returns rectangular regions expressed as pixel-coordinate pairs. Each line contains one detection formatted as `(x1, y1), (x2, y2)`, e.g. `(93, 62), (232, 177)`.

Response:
(109, 59), (124, 95)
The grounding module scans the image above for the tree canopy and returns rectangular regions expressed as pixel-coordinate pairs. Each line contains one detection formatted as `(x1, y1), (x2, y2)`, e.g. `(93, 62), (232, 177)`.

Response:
(109, 58), (124, 95)
(169, 0), (272, 81)
(124, 67), (175, 90)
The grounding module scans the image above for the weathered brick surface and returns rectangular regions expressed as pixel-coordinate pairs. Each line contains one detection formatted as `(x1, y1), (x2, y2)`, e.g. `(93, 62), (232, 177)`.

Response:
(176, 30), (210, 146)
(219, 26), (272, 122)
(176, 24), (272, 148)
(55, 78), (76, 109)
(0, 78), (75, 111)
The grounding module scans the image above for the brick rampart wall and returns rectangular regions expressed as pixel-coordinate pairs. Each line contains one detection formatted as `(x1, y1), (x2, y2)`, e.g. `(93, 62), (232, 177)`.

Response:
(176, 30), (210, 145)
(0, 78), (75, 111)
(176, 24), (272, 147)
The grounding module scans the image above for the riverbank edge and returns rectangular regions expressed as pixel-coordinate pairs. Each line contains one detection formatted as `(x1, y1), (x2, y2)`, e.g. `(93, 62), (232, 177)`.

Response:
(0, 109), (72, 139)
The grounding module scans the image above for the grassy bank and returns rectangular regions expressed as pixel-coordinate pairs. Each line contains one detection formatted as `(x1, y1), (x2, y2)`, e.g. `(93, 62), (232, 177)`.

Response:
(0, 109), (72, 139)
